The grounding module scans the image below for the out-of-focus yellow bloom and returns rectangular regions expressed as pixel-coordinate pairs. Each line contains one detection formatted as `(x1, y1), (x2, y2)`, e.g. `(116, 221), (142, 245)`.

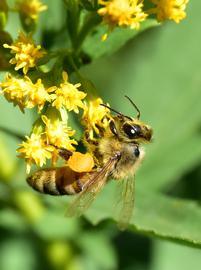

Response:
(3, 31), (46, 74)
(52, 71), (86, 113)
(0, 73), (54, 112)
(82, 98), (111, 139)
(0, 73), (27, 111)
(24, 78), (55, 111)
(42, 115), (77, 151)
(149, 0), (189, 23)
(18, 133), (54, 173)
(16, 0), (47, 21)
(98, 0), (147, 30)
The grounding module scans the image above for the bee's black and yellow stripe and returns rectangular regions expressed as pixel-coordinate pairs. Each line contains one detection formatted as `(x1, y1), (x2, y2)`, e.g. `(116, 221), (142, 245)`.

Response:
(26, 167), (86, 195)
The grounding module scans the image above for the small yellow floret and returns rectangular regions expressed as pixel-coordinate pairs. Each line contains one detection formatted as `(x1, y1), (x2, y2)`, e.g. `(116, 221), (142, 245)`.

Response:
(16, 0), (47, 20)
(3, 31), (46, 74)
(150, 0), (189, 23)
(82, 98), (111, 138)
(24, 79), (55, 111)
(98, 0), (147, 29)
(68, 152), (94, 173)
(52, 72), (86, 113)
(42, 115), (77, 151)
(0, 73), (28, 111)
(17, 133), (54, 173)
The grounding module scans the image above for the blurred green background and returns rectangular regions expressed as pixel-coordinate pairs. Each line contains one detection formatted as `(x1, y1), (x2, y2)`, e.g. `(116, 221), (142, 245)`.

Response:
(1, 0), (201, 270)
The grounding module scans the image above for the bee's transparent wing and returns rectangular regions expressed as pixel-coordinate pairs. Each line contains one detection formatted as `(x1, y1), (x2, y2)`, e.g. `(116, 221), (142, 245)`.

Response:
(115, 176), (135, 230)
(66, 154), (119, 217)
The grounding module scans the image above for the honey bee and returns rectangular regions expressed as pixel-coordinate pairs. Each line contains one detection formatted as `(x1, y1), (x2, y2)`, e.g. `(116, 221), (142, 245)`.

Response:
(27, 96), (152, 228)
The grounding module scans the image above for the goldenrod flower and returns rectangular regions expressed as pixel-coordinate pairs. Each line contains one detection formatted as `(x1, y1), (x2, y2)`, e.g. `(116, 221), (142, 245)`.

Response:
(149, 0), (189, 23)
(3, 32), (46, 74)
(18, 133), (53, 173)
(42, 115), (77, 151)
(52, 71), (86, 113)
(82, 98), (111, 138)
(0, 73), (53, 112)
(24, 78), (55, 111)
(98, 0), (147, 30)
(0, 73), (29, 111)
(16, 0), (47, 21)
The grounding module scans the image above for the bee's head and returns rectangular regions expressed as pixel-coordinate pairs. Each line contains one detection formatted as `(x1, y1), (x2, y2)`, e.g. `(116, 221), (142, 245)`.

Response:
(120, 118), (152, 143)
(101, 96), (153, 143)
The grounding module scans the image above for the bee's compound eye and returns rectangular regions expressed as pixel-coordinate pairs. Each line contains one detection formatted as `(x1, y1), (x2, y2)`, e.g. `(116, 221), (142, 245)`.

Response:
(134, 147), (140, 158)
(123, 123), (140, 139)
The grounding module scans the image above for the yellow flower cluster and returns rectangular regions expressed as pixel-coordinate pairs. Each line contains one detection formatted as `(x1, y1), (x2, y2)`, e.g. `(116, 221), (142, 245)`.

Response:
(98, 0), (147, 31)
(0, 73), (55, 112)
(17, 110), (78, 173)
(16, 97), (111, 172)
(82, 98), (111, 139)
(18, 133), (54, 173)
(3, 32), (45, 74)
(42, 115), (77, 151)
(150, 0), (189, 23)
(16, 0), (47, 21)
(0, 69), (87, 114)
(1, 66), (109, 172)
(24, 78), (55, 111)
(0, 68), (90, 172)
(98, 0), (189, 36)
(52, 72), (86, 113)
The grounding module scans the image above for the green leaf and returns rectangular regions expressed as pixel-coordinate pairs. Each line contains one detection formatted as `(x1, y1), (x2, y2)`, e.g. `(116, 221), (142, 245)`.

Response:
(81, 1), (201, 247)
(151, 241), (201, 270)
(83, 19), (158, 59)
(86, 184), (201, 248)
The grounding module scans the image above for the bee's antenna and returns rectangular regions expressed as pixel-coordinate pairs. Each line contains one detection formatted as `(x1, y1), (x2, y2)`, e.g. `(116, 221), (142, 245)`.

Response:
(124, 95), (141, 119)
(100, 104), (123, 116)
(100, 103), (132, 121)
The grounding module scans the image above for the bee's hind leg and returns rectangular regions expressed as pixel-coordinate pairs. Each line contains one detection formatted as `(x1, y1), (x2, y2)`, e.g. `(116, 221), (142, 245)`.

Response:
(58, 148), (73, 161)
(50, 144), (73, 161)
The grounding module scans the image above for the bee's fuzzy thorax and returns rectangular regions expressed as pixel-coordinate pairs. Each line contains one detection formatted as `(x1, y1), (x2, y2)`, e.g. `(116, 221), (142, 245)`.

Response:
(98, 135), (145, 179)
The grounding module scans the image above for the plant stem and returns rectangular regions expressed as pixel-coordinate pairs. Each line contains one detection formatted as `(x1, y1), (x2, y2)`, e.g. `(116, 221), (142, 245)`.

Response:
(65, 0), (81, 48)
(74, 12), (101, 53)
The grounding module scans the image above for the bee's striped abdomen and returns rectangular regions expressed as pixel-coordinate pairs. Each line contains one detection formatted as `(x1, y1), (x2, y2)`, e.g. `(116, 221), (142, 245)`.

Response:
(26, 167), (85, 195)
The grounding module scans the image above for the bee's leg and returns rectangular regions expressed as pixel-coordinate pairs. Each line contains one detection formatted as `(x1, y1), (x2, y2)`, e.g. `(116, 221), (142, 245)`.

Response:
(95, 124), (105, 137)
(58, 148), (73, 161)
(84, 130), (99, 146)
(50, 144), (73, 161)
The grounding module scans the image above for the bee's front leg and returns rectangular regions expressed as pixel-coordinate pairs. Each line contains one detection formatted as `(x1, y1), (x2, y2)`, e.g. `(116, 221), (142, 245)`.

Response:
(84, 130), (99, 146)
